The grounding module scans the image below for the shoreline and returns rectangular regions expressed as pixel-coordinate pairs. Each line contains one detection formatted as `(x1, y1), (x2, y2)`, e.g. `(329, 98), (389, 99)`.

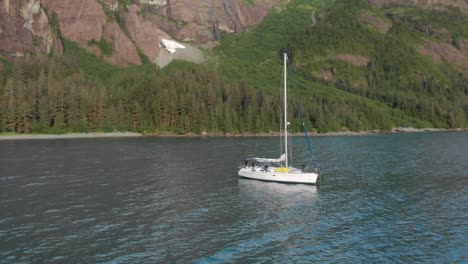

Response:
(0, 132), (142, 141)
(0, 128), (466, 141)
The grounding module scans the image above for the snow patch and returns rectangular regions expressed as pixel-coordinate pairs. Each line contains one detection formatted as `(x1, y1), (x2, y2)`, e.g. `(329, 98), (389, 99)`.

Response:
(160, 39), (185, 54)
(139, 0), (167, 6)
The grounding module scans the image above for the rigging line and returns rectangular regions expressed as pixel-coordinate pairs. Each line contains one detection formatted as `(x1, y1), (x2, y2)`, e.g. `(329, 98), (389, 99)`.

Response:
(289, 123), (293, 166)
(286, 52), (317, 168)
(287, 58), (293, 167)
(298, 99), (315, 166)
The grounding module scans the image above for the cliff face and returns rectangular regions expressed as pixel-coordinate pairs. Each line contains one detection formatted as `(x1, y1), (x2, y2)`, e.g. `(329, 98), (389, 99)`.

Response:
(123, 5), (160, 60)
(141, 0), (284, 42)
(41, 0), (105, 45)
(0, 0), (63, 60)
(41, 0), (141, 66)
(368, 0), (468, 13)
(5, 0), (463, 68)
(1, 0), (283, 66)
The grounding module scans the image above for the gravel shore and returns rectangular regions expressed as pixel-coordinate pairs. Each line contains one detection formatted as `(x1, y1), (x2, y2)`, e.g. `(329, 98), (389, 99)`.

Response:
(1, 128), (465, 141)
(0, 132), (142, 141)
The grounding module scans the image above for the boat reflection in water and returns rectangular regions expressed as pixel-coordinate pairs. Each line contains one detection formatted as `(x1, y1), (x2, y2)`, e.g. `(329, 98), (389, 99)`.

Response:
(238, 178), (318, 202)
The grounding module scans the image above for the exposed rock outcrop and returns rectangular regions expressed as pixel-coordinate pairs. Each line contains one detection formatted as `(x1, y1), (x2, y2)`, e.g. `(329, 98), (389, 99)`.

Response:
(359, 12), (392, 33)
(102, 22), (141, 66)
(42, 0), (142, 65)
(123, 5), (159, 60)
(0, 0), (62, 60)
(455, 39), (468, 56)
(368, 0), (468, 14)
(144, 0), (284, 43)
(333, 54), (370, 67)
(41, 0), (106, 45)
(419, 41), (468, 71)
(321, 68), (337, 83)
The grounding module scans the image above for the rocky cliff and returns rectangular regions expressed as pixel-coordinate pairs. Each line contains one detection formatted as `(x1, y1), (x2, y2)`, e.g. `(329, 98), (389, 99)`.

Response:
(0, 0), (63, 60)
(2, 0), (466, 68)
(141, 0), (284, 42)
(368, 0), (468, 12)
(1, 0), (283, 66)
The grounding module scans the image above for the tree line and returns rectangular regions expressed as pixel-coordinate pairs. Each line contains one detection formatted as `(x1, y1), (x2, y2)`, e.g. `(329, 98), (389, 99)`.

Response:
(0, 54), (415, 134)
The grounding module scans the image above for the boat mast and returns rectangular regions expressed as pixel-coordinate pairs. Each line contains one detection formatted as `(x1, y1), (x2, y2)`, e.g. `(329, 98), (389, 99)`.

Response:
(284, 53), (288, 168)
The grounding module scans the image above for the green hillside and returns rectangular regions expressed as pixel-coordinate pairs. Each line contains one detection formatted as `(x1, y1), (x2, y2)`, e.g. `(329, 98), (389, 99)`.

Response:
(216, 0), (468, 130)
(0, 0), (467, 134)
(293, 0), (467, 128)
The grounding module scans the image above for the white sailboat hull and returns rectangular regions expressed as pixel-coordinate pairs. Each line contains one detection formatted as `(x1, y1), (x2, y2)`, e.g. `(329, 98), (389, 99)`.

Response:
(238, 168), (318, 185)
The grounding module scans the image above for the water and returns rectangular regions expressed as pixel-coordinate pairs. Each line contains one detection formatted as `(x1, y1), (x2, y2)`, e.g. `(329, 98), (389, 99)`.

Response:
(0, 132), (467, 263)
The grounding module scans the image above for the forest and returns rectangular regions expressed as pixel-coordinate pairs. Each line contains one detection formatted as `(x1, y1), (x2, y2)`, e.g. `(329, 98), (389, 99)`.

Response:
(0, 45), (406, 134)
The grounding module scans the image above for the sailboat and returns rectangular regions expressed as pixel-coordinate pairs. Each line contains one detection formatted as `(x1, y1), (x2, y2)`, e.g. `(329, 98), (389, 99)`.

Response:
(238, 53), (319, 185)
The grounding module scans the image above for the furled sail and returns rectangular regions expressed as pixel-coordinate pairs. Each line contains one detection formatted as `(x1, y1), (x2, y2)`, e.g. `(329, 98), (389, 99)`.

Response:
(253, 154), (286, 163)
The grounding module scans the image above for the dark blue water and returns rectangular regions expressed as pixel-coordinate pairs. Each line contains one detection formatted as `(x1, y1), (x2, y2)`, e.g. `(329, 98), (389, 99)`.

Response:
(1, 132), (467, 263)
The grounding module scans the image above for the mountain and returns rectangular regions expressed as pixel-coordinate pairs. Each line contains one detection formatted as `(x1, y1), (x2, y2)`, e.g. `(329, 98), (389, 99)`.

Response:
(0, 0), (63, 59)
(216, 0), (468, 130)
(0, 0), (283, 66)
(0, 0), (467, 134)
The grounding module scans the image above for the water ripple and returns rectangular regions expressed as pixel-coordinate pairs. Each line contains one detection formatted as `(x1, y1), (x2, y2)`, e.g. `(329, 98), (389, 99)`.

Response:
(0, 133), (467, 263)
